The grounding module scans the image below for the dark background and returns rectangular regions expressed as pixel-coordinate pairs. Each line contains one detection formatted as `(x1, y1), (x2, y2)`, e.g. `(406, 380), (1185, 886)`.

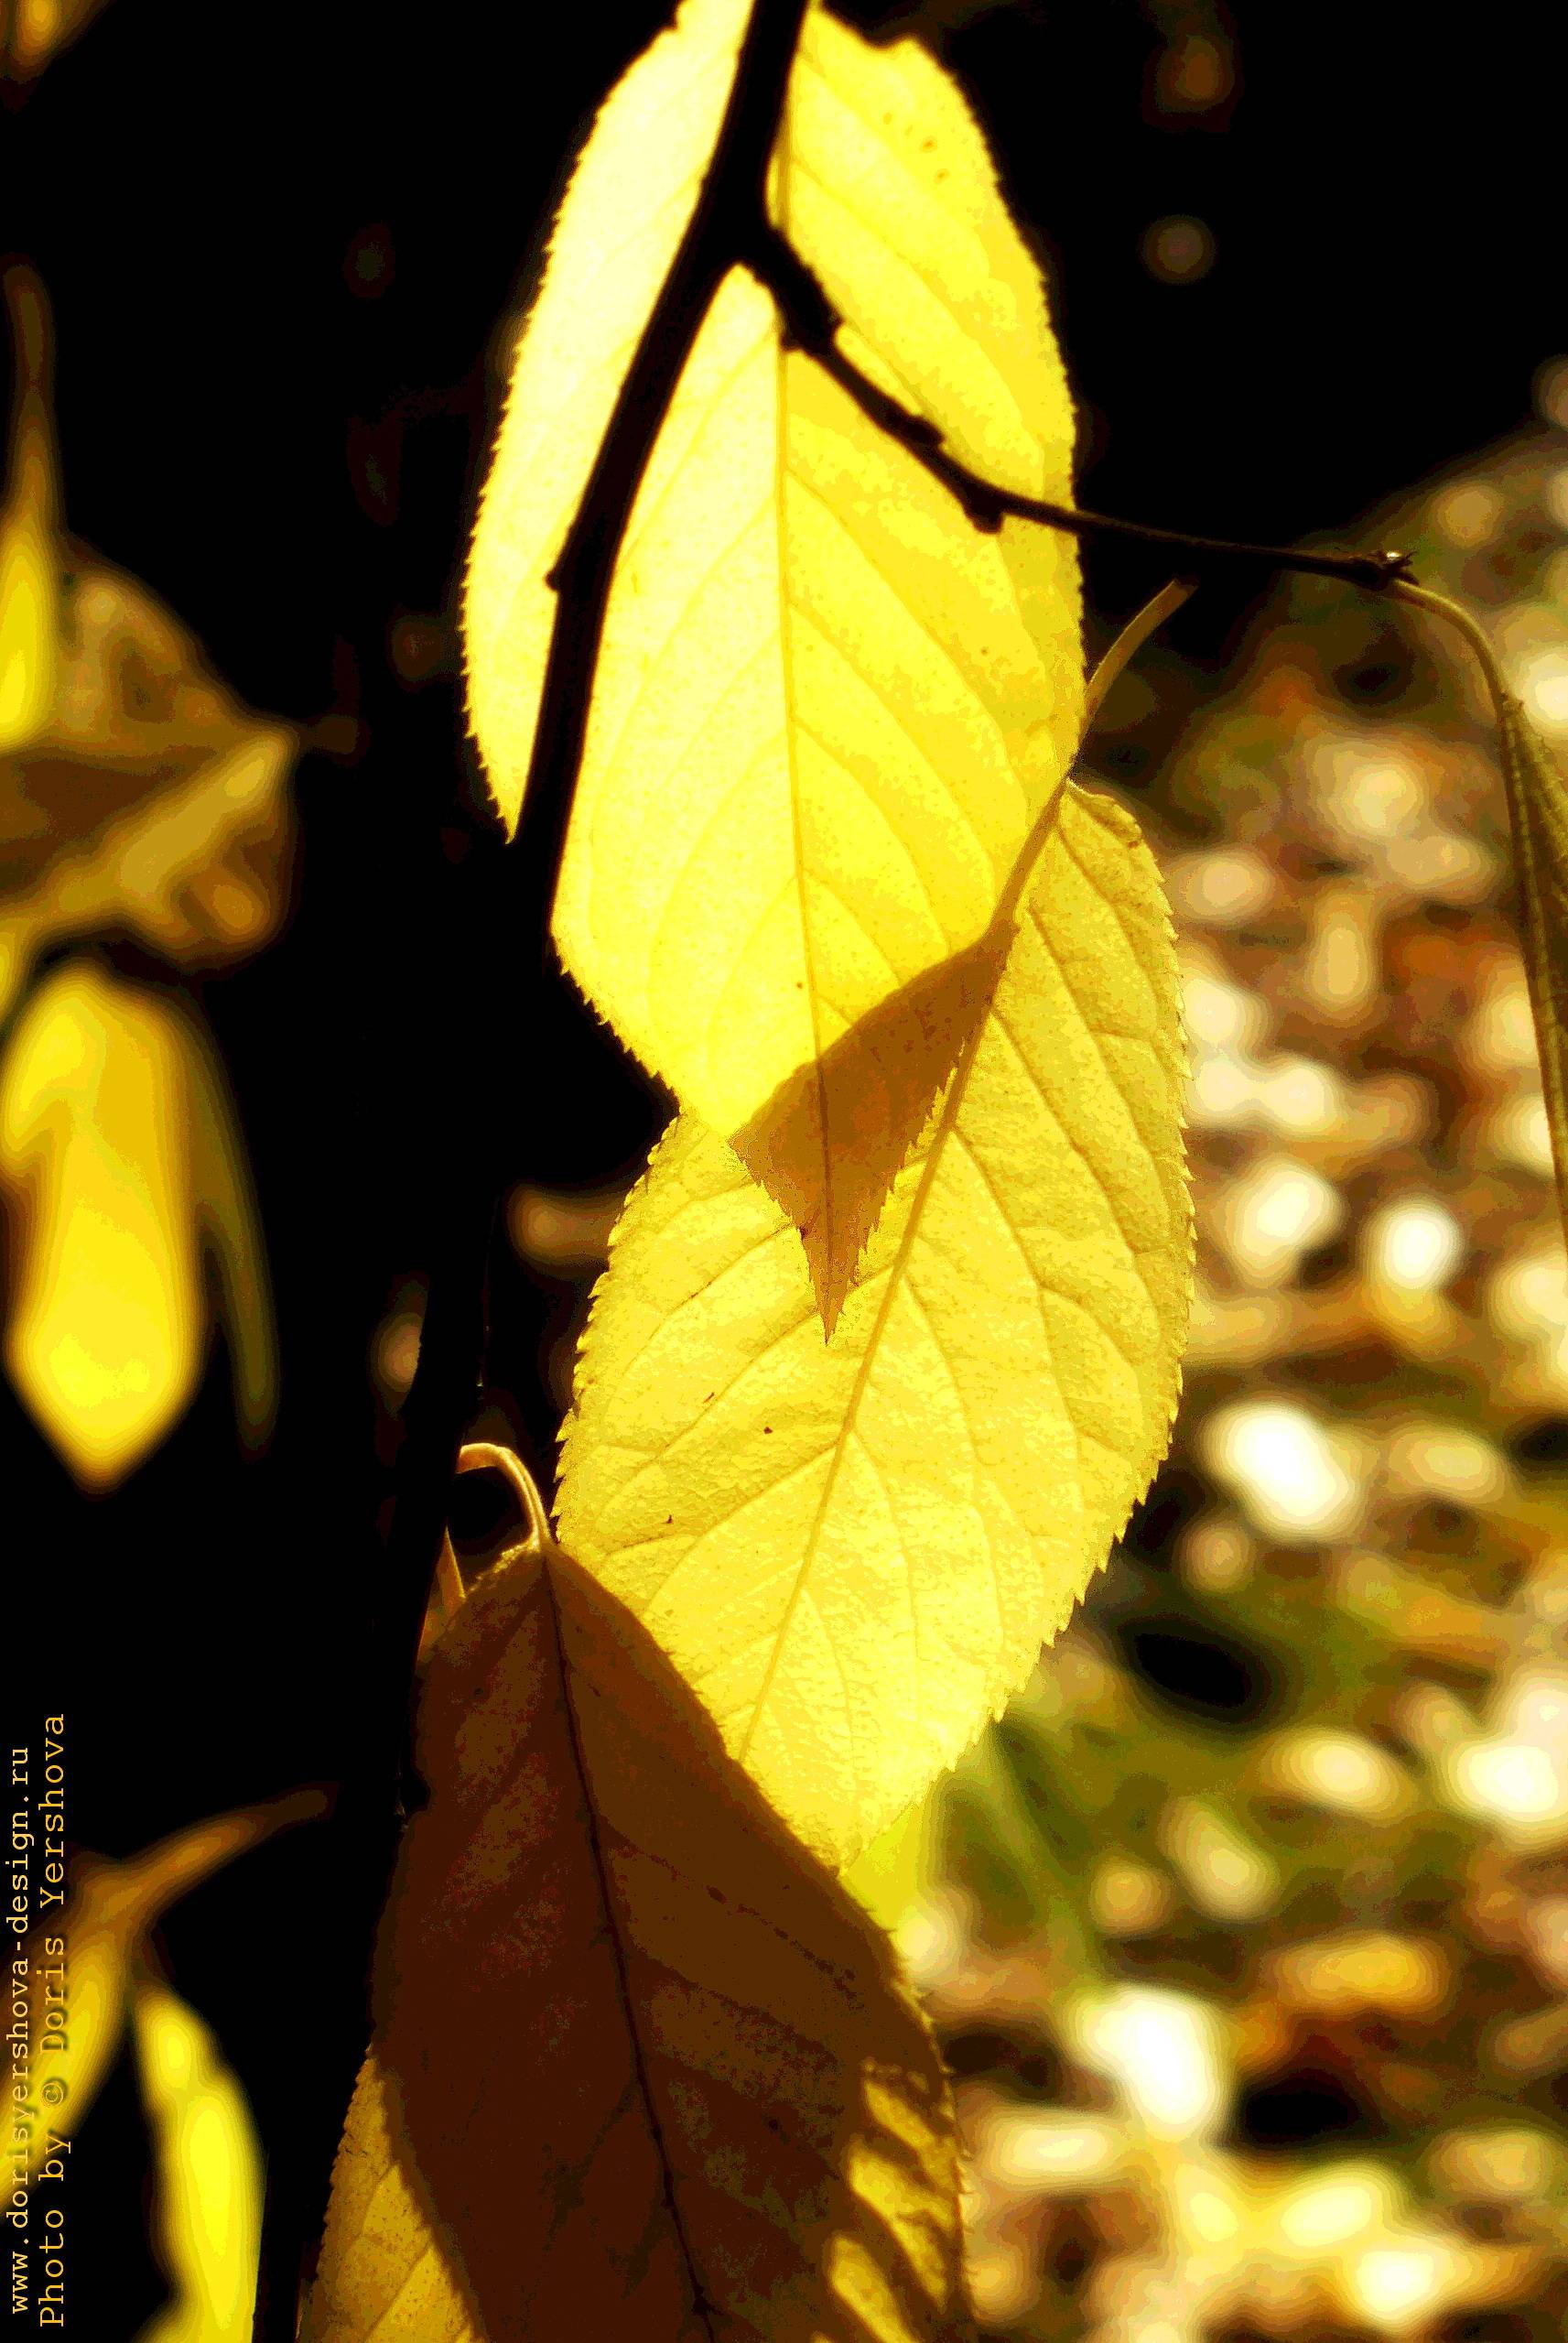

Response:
(7, 0), (1564, 2329)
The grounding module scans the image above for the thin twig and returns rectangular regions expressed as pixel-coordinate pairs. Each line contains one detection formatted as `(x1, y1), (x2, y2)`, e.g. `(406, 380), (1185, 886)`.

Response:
(743, 220), (1413, 594)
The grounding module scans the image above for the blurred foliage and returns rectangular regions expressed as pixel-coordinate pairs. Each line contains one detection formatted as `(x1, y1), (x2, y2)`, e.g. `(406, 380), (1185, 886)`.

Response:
(0, 268), (289, 1484)
(858, 384), (1568, 2341)
(0, 0), (111, 81)
(13, 1794), (325, 2189)
(132, 1972), (264, 2343)
(1, 960), (274, 1484)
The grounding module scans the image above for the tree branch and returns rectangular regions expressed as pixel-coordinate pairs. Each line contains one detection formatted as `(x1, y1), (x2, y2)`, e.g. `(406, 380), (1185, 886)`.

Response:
(521, 0), (813, 901)
(261, 8), (816, 2335)
(373, 0), (817, 1766)
(386, 0), (815, 1911)
(743, 219), (1414, 595)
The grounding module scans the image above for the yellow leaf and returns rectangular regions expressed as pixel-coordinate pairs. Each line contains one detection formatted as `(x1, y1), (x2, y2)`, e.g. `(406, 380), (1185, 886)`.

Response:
(559, 778), (1190, 1870)
(470, 3), (1082, 1328)
(0, 961), (275, 1485)
(14, 1795), (322, 2186)
(133, 1980), (264, 2343)
(841, 1790), (940, 1942)
(557, 11), (1081, 1327)
(462, 0), (754, 835)
(304, 1469), (970, 2343)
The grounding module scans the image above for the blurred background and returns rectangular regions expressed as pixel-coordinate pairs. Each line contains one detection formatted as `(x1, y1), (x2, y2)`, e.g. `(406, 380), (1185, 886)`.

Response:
(6, 0), (1568, 2332)
(874, 432), (1568, 2343)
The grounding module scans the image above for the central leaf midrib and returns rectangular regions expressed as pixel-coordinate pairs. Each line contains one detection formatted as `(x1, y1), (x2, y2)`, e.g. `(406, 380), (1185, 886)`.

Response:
(772, 139), (837, 1296)
(539, 1557), (720, 2340)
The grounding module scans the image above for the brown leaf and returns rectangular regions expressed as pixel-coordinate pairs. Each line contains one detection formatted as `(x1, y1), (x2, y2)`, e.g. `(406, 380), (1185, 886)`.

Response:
(305, 1470), (972, 2343)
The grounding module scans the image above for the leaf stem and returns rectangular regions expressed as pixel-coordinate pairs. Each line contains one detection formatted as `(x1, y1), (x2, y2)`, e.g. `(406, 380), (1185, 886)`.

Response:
(1082, 577), (1196, 726)
(1390, 578), (1568, 1250)
(744, 222), (1413, 595)
(1388, 577), (1507, 685)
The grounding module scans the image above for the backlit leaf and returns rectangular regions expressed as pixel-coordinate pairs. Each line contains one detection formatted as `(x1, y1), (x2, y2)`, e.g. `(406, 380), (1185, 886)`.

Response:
(133, 1978), (264, 2343)
(470, 2), (1083, 1327)
(304, 1480), (970, 2343)
(559, 778), (1190, 1871)
(841, 1791), (941, 1942)
(462, 0), (753, 835)
(0, 960), (275, 1486)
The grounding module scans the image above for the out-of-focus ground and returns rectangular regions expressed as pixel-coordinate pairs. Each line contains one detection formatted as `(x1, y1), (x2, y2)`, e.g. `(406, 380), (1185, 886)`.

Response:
(890, 393), (1568, 2343)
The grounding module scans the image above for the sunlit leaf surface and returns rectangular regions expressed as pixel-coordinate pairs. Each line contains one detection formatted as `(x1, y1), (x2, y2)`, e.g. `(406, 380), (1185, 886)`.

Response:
(468, 4), (1082, 1325)
(462, 0), (753, 836)
(554, 10), (1081, 1324)
(559, 781), (1190, 1871)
